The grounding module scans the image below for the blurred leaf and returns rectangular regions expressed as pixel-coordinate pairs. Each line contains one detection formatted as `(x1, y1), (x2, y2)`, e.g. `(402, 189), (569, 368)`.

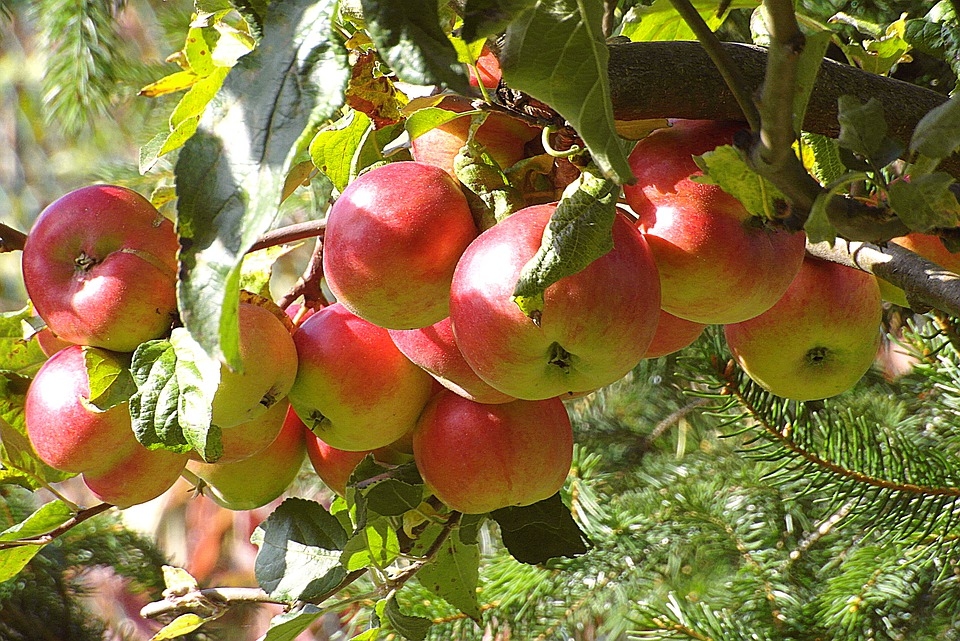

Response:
(359, 0), (469, 91)
(176, 0), (349, 369)
(83, 348), (135, 412)
(462, 0), (537, 41)
(161, 565), (200, 594)
(694, 145), (788, 220)
(500, 0), (633, 183)
(0, 307), (47, 378)
(620, 0), (758, 42)
(490, 492), (589, 564)
(887, 173), (960, 232)
(414, 522), (482, 622)
(253, 497), (349, 602)
(0, 499), (74, 582)
(149, 614), (210, 640)
(512, 166), (619, 318)
(262, 605), (324, 641)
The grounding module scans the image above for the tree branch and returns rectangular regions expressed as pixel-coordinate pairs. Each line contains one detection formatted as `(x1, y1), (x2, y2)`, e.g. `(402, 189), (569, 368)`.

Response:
(0, 223), (27, 253)
(0, 502), (113, 549)
(248, 219), (325, 254)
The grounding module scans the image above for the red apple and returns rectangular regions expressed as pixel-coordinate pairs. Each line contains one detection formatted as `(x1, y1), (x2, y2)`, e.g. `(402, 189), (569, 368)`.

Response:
(83, 445), (187, 508)
(22, 184), (178, 352)
(468, 44), (502, 89)
(305, 430), (414, 496)
(624, 120), (806, 324)
(211, 302), (299, 429)
(643, 310), (708, 359)
(322, 161), (479, 330)
(412, 390), (573, 514)
(388, 317), (515, 404)
(410, 94), (538, 179)
(32, 326), (74, 358)
(449, 203), (661, 400)
(724, 256), (882, 401)
(288, 303), (435, 451)
(188, 404), (307, 511)
(191, 395), (289, 464)
(25, 345), (140, 475)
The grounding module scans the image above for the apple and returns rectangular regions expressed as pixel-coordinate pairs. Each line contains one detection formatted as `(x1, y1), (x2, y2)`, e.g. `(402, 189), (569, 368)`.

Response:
(211, 301), (299, 429)
(723, 255), (882, 401)
(190, 395), (288, 464)
(305, 430), (414, 496)
(468, 44), (502, 90)
(412, 389), (573, 514)
(449, 203), (661, 400)
(410, 94), (539, 179)
(32, 326), (74, 358)
(879, 233), (960, 308)
(25, 345), (140, 475)
(388, 317), (515, 404)
(21, 184), (178, 352)
(82, 444), (188, 508)
(188, 404), (307, 511)
(623, 120), (807, 324)
(643, 310), (708, 359)
(288, 303), (436, 451)
(322, 161), (479, 330)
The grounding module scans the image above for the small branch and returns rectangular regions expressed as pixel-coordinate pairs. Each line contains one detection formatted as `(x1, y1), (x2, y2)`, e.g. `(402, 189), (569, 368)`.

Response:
(248, 220), (325, 254)
(388, 511), (461, 590)
(140, 586), (286, 620)
(278, 235), (328, 310)
(0, 502), (113, 549)
(642, 397), (712, 448)
(667, 0), (760, 131)
(804, 240), (960, 318)
(754, 0), (804, 166)
(0, 223), (27, 253)
(602, 0), (616, 39)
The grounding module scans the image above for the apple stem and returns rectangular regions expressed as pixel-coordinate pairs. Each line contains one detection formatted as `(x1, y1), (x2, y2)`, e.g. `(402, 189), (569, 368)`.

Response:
(548, 342), (573, 373)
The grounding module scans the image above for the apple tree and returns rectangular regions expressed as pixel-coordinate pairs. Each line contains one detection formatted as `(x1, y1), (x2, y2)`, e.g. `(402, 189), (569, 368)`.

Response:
(4, 0), (960, 638)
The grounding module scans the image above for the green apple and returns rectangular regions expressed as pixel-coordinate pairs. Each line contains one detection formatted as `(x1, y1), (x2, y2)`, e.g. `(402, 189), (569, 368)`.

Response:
(22, 184), (178, 352)
(449, 203), (662, 400)
(322, 161), (478, 330)
(412, 389), (573, 514)
(724, 256), (882, 401)
(289, 303), (435, 451)
(190, 395), (289, 464)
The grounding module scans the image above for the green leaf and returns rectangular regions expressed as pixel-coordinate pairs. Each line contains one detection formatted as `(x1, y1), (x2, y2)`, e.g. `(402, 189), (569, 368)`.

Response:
(349, 629), (382, 641)
(910, 95), (960, 160)
(500, 0), (633, 183)
(364, 478), (424, 517)
(262, 605), (324, 641)
(176, 0), (349, 369)
(0, 307), (47, 378)
(241, 244), (300, 299)
(340, 517), (400, 571)
(694, 145), (788, 220)
(161, 565), (200, 594)
(0, 546), (42, 583)
(800, 132), (847, 186)
(490, 492), (589, 564)
(149, 613), (210, 640)
(404, 106), (470, 141)
(792, 30), (833, 135)
(382, 594), (432, 641)
(620, 0), (757, 42)
(253, 497), (349, 602)
(805, 193), (838, 244)
(83, 348), (136, 412)
(512, 166), (619, 318)
(414, 523), (482, 622)
(461, 0), (538, 41)
(310, 110), (372, 193)
(184, 26), (217, 77)
(887, 172), (960, 232)
(837, 95), (903, 166)
(904, 16), (960, 87)
(359, 0), (469, 92)
(0, 499), (74, 582)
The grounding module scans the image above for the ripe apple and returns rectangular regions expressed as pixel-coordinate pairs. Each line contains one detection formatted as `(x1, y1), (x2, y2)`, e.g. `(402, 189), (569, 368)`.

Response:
(878, 233), (960, 308)
(288, 303), (436, 451)
(322, 161), (479, 330)
(32, 326), (74, 358)
(449, 203), (661, 400)
(25, 345), (140, 475)
(724, 256), (882, 401)
(21, 184), (178, 352)
(623, 120), (806, 324)
(468, 44), (502, 90)
(305, 429), (414, 496)
(410, 94), (538, 179)
(644, 310), (708, 359)
(191, 395), (288, 464)
(388, 317), (515, 405)
(83, 444), (188, 508)
(188, 404), (307, 511)
(211, 301), (299, 429)
(412, 389), (573, 514)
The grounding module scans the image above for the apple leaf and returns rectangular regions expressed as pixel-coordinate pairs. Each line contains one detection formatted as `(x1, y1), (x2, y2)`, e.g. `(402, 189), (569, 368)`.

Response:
(620, 0), (757, 42)
(0, 307), (47, 378)
(792, 29), (833, 136)
(82, 348), (136, 412)
(413, 522), (482, 622)
(0, 499), (74, 582)
(836, 95), (904, 168)
(499, 0), (633, 184)
(359, 0), (469, 92)
(404, 106), (470, 141)
(887, 172), (960, 232)
(240, 244), (300, 300)
(800, 132), (847, 186)
(461, 0), (538, 41)
(0, 374), (71, 487)
(909, 94), (960, 161)
(904, 15), (960, 90)
(340, 516), (400, 571)
(693, 145), (789, 221)
(176, 0), (349, 370)
(381, 594), (432, 641)
(262, 605), (324, 641)
(310, 110), (373, 193)
(512, 166), (619, 318)
(490, 492), (589, 565)
(365, 478), (425, 517)
(252, 497), (349, 603)
(346, 49), (408, 129)
(148, 614), (210, 640)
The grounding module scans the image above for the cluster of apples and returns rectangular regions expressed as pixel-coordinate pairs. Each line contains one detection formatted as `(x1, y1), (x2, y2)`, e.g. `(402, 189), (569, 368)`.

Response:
(20, 185), (308, 509)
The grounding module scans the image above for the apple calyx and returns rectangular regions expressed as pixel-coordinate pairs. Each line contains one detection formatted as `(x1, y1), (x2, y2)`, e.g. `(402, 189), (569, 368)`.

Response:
(547, 342), (573, 372)
(74, 251), (99, 272)
(806, 346), (829, 365)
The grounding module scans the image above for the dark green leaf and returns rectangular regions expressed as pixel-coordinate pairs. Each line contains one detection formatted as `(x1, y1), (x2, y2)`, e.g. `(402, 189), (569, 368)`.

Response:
(83, 348), (135, 412)
(910, 95), (960, 160)
(792, 29), (833, 135)
(360, 0), (469, 92)
(0, 307), (47, 378)
(837, 95), (889, 163)
(462, 0), (538, 41)
(887, 172), (960, 232)
(414, 523), (482, 622)
(500, 0), (633, 183)
(262, 605), (323, 641)
(490, 492), (589, 564)
(365, 479), (424, 517)
(176, 0), (349, 368)
(383, 594), (432, 641)
(340, 517), (400, 571)
(253, 497), (349, 602)
(512, 166), (619, 317)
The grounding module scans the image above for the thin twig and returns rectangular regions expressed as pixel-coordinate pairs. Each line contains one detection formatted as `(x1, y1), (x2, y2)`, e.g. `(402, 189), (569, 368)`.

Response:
(0, 502), (113, 549)
(278, 235), (328, 310)
(248, 219), (325, 254)
(388, 511), (462, 589)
